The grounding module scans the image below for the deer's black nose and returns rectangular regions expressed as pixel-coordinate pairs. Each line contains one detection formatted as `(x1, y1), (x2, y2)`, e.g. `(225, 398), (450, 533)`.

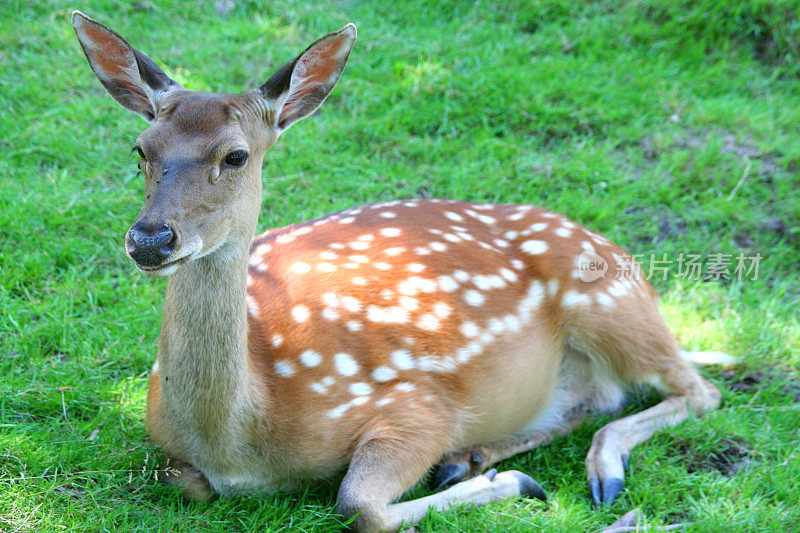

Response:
(128, 222), (175, 267)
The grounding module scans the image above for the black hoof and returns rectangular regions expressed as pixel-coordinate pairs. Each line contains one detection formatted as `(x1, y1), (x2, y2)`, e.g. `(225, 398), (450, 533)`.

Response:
(509, 471), (547, 502)
(590, 477), (624, 507)
(433, 462), (469, 491)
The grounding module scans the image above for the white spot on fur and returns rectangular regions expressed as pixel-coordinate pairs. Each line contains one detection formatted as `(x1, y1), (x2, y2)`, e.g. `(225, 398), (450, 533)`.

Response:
(291, 304), (310, 322)
(521, 240), (548, 254)
(503, 314), (521, 332)
(453, 270), (470, 282)
(317, 262), (337, 272)
(488, 318), (505, 334)
(274, 360), (295, 377)
(270, 334), (283, 347)
(394, 382), (416, 392)
(322, 293), (340, 307)
(247, 295), (259, 316)
(372, 366), (398, 382)
(349, 241), (370, 250)
(346, 320), (362, 332)
(407, 262), (426, 273)
(464, 290), (485, 306)
(351, 395), (370, 406)
(390, 349), (415, 370)
(456, 341), (482, 363)
(437, 275), (459, 292)
(300, 350), (322, 367)
(554, 227), (572, 238)
(432, 302), (452, 319)
(562, 291), (591, 308)
(340, 217), (355, 224)
(276, 234), (295, 244)
(596, 292), (615, 307)
(322, 307), (340, 321)
(376, 397), (394, 407)
(520, 280), (545, 319)
(380, 211), (397, 218)
(503, 231), (519, 240)
(399, 296), (420, 311)
(608, 281), (628, 297)
(494, 239), (509, 248)
(445, 211), (464, 221)
(547, 279), (560, 297)
(327, 403), (350, 418)
(414, 247), (431, 255)
(499, 268), (518, 282)
(429, 242), (447, 252)
(461, 321), (479, 338)
(416, 313), (440, 331)
(380, 228), (401, 237)
(508, 212), (525, 221)
(335, 353), (359, 376)
(352, 276), (368, 286)
(384, 247), (405, 256)
(530, 222), (548, 232)
(349, 382), (373, 396)
(341, 296), (362, 313)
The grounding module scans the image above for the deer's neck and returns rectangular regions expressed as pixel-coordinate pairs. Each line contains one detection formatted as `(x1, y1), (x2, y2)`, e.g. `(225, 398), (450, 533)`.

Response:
(158, 237), (259, 438)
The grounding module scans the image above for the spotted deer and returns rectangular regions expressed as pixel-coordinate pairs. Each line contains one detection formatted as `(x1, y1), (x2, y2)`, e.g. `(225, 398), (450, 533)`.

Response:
(72, 11), (732, 532)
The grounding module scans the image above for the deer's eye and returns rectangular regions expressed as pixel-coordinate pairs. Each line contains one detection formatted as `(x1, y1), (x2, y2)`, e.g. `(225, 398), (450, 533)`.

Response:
(224, 150), (248, 167)
(134, 146), (146, 159)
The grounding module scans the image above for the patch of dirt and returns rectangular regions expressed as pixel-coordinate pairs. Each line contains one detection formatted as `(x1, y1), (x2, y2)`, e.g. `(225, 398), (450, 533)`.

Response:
(623, 205), (688, 246)
(677, 437), (755, 477)
(720, 368), (800, 402)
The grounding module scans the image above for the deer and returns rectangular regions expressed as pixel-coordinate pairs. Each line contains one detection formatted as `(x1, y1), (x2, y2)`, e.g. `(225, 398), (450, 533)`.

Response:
(72, 11), (733, 532)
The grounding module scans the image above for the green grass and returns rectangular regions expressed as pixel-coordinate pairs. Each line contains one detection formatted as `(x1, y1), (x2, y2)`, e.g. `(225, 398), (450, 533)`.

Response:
(1, 0), (799, 530)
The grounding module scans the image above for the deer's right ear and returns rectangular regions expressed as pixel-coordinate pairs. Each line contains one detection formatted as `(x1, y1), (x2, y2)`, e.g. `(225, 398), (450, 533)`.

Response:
(258, 24), (357, 132)
(71, 11), (180, 122)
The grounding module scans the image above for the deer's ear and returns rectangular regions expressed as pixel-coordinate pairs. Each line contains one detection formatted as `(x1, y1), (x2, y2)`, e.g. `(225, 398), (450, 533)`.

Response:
(72, 11), (181, 122)
(259, 24), (356, 131)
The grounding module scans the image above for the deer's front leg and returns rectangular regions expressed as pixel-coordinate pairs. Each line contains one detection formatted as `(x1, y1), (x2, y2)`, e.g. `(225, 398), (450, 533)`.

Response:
(161, 456), (214, 501)
(337, 424), (545, 532)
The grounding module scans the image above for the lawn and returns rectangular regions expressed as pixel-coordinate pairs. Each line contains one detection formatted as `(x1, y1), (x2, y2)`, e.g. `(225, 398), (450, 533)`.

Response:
(1, 0), (799, 531)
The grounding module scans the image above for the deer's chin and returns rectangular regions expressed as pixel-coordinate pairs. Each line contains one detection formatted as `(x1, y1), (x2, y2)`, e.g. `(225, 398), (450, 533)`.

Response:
(135, 255), (187, 277)
(133, 241), (202, 277)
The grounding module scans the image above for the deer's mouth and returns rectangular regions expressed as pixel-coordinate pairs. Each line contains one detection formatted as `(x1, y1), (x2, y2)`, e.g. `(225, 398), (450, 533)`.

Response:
(133, 240), (202, 277)
(136, 254), (191, 276)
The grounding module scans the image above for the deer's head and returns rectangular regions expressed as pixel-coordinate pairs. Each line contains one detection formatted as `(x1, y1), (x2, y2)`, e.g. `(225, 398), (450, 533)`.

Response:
(72, 11), (356, 276)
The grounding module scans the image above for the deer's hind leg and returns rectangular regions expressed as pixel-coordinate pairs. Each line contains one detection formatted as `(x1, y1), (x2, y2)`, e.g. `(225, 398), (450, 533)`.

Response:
(568, 289), (721, 506)
(336, 405), (545, 532)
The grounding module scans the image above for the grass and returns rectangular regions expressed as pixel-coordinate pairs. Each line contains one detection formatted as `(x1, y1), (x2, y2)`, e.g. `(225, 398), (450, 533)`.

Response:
(1, 0), (799, 530)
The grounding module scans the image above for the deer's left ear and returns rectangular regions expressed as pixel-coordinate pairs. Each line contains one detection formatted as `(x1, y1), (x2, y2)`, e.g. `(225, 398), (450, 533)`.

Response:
(259, 24), (357, 131)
